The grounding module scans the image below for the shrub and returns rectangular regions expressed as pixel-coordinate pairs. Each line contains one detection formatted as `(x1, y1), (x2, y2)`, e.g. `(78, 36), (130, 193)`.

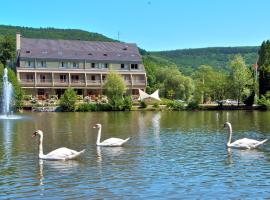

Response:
(187, 101), (200, 110)
(140, 101), (147, 108)
(77, 95), (83, 101)
(123, 96), (133, 111)
(59, 88), (77, 111)
(153, 102), (160, 108)
(23, 95), (32, 101)
(257, 95), (270, 110)
(76, 103), (97, 112)
(110, 97), (124, 111)
(166, 100), (185, 110)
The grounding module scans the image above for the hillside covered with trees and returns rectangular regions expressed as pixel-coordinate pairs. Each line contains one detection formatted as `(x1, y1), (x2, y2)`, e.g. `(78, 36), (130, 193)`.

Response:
(150, 47), (259, 75)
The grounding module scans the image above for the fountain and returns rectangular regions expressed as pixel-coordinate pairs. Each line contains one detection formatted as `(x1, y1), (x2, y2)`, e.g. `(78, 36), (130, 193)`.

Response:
(0, 68), (21, 119)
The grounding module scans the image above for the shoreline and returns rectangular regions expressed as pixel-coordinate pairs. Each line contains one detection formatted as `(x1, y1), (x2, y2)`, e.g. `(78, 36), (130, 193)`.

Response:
(21, 104), (264, 112)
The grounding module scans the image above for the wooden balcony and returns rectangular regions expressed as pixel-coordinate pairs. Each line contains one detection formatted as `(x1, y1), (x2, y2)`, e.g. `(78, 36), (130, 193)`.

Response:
(133, 80), (146, 86)
(125, 80), (132, 86)
(54, 79), (69, 86)
(36, 79), (53, 86)
(70, 79), (85, 86)
(86, 80), (102, 86)
(20, 79), (35, 86)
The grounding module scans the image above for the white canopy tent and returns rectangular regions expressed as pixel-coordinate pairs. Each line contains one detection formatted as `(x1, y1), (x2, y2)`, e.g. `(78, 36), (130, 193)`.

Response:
(138, 89), (161, 101)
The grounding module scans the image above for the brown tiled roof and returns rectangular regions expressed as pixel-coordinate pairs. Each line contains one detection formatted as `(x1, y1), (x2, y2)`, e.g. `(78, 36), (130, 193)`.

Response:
(19, 38), (142, 63)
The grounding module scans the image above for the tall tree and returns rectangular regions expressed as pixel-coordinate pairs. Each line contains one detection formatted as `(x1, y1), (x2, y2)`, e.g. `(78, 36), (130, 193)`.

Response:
(258, 40), (270, 95)
(157, 67), (194, 100)
(0, 35), (15, 67)
(103, 71), (126, 110)
(229, 55), (253, 105)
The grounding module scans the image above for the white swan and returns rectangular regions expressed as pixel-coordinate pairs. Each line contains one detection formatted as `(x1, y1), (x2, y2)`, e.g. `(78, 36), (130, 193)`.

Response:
(32, 130), (85, 160)
(93, 124), (130, 146)
(224, 122), (268, 149)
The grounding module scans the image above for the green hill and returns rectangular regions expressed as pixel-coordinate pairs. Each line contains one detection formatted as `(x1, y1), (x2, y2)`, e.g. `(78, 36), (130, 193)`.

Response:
(150, 47), (259, 75)
(0, 25), (260, 76)
(0, 25), (114, 42)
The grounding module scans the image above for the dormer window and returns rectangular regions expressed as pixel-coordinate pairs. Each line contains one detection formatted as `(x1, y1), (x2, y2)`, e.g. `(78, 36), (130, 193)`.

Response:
(103, 53), (107, 56)
(131, 64), (138, 70)
(88, 53), (92, 55)
(27, 60), (34, 67)
(59, 61), (68, 68)
(37, 61), (46, 68)
(72, 62), (79, 68)
(26, 50), (31, 53)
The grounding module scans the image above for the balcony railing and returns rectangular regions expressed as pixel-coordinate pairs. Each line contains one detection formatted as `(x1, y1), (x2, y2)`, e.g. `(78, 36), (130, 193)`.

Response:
(20, 79), (35, 86)
(86, 80), (102, 86)
(36, 79), (53, 86)
(71, 79), (85, 86)
(54, 79), (69, 86)
(133, 80), (146, 85)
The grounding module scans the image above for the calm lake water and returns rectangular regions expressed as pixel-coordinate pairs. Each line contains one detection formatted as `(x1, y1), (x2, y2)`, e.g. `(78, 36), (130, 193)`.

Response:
(1, 111), (270, 199)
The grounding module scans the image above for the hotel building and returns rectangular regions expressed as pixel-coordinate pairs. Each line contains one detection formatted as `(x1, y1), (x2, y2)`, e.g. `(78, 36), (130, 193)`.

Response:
(16, 34), (147, 98)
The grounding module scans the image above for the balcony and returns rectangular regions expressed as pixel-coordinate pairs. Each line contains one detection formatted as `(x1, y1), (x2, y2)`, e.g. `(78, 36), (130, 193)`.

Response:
(54, 79), (69, 86)
(36, 79), (53, 86)
(71, 79), (85, 86)
(86, 80), (102, 86)
(20, 79), (35, 86)
(125, 80), (132, 86)
(133, 80), (146, 86)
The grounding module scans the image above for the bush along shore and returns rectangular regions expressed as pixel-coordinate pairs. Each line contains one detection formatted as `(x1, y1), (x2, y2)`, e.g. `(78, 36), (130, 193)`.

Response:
(24, 96), (263, 112)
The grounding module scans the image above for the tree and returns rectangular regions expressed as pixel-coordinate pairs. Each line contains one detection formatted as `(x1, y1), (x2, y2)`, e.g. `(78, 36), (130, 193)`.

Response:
(103, 71), (126, 110)
(59, 88), (77, 111)
(103, 71), (126, 100)
(0, 35), (15, 66)
(229, 55), (253, 105)
(258, 40), (270, 95)
(158, 68), (194, 101)
(192, 65), (214, 103)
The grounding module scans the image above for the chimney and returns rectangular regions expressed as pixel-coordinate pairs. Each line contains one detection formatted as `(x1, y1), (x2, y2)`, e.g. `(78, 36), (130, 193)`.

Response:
(16, 33), (21, 51)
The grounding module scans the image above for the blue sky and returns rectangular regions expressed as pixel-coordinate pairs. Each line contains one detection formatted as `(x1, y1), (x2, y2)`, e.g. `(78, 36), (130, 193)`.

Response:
(0, 0), (270, 51)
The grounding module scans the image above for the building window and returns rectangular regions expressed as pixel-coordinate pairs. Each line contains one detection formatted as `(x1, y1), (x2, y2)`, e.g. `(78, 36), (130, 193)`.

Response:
(73, 62), (79, 68)
(27, 61), (34, 67)
(91, 75), (96, 81)
(37, 61), (46, 68)
(40, 74), (46, 82)
(121, 64), (125, 69)
(60, 75), (67, 82)
(59, 62), (68, 68)
(91, 63), (95, 68)
(105, 63), (108, 68)
(71, 75), (79, 82)
(102, 75), (106, 81)
(26, 74), (34, 82)
(131, 64), (138, 69)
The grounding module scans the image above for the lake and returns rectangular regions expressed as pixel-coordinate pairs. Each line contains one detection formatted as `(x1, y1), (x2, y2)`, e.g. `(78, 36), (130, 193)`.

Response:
(1, 111), (270, 199)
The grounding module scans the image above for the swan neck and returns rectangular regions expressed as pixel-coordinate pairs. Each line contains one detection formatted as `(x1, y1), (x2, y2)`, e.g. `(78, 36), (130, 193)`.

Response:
(38, 134), (44, 157)
(96, 127), (101, 145)
(227, 124), (232, 145)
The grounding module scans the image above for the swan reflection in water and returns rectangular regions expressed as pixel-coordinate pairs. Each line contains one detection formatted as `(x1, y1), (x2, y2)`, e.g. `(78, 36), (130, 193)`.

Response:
(226, 148), (267, 165)
(38, 159), (81, 186)
(96, 146), (126, 163)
